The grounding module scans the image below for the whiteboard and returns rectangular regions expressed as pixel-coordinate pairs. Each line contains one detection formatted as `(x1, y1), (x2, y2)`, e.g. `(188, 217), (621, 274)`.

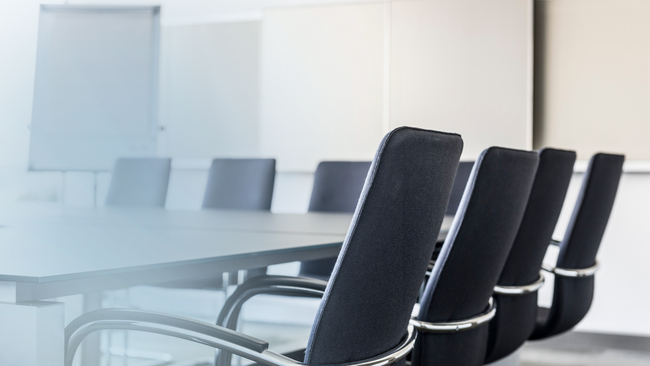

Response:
(29, 5), (160, 171)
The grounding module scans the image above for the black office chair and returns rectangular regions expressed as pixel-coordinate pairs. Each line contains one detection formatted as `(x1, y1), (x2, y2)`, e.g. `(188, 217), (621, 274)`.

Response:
(64, 126), (464, 366)
(484, 148), (576, 364)
(105, 158), (171, 207)
(529, 153), (624, 341)
(411, 147), (539, 366)
(298, 161), (372, 281)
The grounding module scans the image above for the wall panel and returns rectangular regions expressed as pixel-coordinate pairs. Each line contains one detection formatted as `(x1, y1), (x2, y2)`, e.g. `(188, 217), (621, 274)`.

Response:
(535, 0), (650, 160)
(390, 0), (533, 160)
(260, 4), (386, 172)
(160, 22), (260, 159)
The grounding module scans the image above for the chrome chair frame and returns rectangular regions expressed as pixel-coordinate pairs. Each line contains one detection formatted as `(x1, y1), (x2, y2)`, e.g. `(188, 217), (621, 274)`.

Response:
(64, 308), (416, 366)
(493, 271), (546, 296)
(544, 240), (600, 278)
(410, 298), (496, 334)
(215, 275), (328, 365)
(542, 261), (600, 278)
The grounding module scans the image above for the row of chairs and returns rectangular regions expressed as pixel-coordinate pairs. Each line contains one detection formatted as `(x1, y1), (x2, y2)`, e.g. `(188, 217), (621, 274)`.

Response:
(104, 157), (369, 283)
(67, 127), (624, 366)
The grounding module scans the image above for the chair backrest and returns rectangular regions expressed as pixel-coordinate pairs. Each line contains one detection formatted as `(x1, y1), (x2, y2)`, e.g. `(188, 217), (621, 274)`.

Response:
(304, 127), (463, 365)
(413, 147), (539, 366)
(202, 159), (276, 211)
(532, 153), (624, 339)
(558, 153), (624, 269)
(308, 161), (372, 213)
(445, 161), (475, 215)
(298, 161), (372, 280)
(485, 148), (576, 363)
(105, 158), (171, 207)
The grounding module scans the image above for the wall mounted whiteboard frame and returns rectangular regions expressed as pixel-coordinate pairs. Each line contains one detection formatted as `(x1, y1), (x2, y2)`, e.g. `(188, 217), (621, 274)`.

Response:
(29, 5), (160, 172)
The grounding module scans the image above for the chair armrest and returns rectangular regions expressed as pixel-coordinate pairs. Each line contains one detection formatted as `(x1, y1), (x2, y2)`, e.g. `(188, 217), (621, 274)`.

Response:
(64, 308), (300, 366)
(216, 275), (328, 366)
(65, 308), (416, 366)
(218, 275), (328, 329)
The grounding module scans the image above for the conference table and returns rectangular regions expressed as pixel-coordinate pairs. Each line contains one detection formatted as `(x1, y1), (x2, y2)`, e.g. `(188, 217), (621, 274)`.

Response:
(0, 203), (452, 366)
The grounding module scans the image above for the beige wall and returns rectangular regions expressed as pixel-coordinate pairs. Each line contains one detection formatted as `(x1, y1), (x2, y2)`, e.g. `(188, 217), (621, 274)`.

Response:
(390, 0), (533, 160)
(534, 0), (650, 160)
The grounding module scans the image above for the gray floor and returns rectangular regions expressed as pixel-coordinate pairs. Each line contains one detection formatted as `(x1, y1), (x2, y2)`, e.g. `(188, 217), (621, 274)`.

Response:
(98, 323), (650, 366)
(519, 331), (650, 366)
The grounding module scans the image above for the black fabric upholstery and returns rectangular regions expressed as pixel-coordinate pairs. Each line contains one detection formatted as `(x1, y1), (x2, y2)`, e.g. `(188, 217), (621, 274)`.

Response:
(303, 127), (463, 365)
(445, 161), (474, 215)
(485, 148), (576, 363)
(202, 158), (276, 211)
(299, 161), (372, 281)
(531, 153), (624, 340)
(412, 147), (539, 366)
(105, 158), (171, 207)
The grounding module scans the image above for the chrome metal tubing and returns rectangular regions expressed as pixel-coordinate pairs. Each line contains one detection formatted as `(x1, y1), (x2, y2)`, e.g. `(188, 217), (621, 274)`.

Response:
(410, 298), (496, 333)
(493, 271), (546, 295)
(65, 313), (416, 366)
(66, 320), (300, 366)
(542, 260), (600, 278)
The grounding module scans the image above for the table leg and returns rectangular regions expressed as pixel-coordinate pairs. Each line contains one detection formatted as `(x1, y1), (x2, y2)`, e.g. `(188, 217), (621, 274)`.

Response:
(0, 301), (64, 366)
(81, 292), (103, 366)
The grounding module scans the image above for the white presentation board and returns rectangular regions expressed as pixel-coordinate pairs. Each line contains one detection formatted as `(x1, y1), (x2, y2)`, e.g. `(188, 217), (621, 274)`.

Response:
(29, 5), (160, 171)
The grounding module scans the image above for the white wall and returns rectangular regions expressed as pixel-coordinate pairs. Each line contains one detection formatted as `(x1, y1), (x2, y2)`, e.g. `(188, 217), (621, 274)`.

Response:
(0, 0), (64, 168)
(537, 171), (650, 337)
(260, 3), (387, 171)
(260, 1), (533, 170)
(159, 22), (261, 159)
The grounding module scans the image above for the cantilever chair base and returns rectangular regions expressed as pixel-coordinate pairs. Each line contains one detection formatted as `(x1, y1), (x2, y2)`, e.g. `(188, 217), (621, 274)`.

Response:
(64, 308), (416, 366)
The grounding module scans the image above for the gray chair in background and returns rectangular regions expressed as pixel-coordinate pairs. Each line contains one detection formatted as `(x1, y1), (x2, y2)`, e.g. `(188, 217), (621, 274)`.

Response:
(298, 161), (372, 281)
(65, 127), (464, 366)
(105, 158), (171, 207)
(530, 153), (624, 341)
(202, 158), (276, 211)
(412, 147), (539, 366)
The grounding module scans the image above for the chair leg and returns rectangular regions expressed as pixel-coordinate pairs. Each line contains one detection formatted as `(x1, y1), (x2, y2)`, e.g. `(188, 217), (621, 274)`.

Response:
(105, 287), (173, 366)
